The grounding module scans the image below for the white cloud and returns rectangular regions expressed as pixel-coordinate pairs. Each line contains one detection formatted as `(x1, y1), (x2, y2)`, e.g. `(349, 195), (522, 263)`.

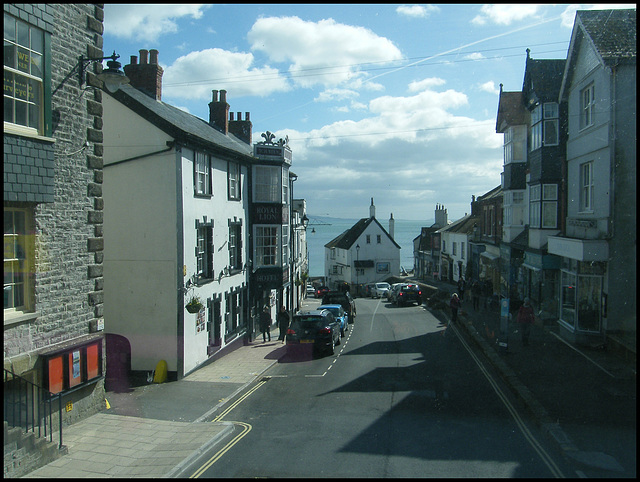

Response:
(471, 4), (542, 26)
(247, 16), (403, 89)
(479, 81), (499, 94)
(463, 52), (486, 61)
(314, 88), (359, 103)
(396, 4), (440, 18)
(408, 77), (446, 92)
(104, 4), (209, 42)
(162, 48), (291, 100)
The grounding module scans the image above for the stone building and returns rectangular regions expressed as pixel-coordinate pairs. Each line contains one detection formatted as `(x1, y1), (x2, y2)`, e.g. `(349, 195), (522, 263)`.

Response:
(4, 4), (109, 427)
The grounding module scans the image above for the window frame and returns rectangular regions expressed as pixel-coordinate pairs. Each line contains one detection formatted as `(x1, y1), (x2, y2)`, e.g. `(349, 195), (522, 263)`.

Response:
(4, 207), (33, 313)
(3, 13), (46, 135)
(228, 221), (243, 271)
(580, 84), (595, 130)
(579, 162), (594, 213)
(228, 161), (241, 201)
(196, 224), (213, 279)
(254, 225), (280, 268)
(194, 152), (211, 197)
(254, 165), (281, 203)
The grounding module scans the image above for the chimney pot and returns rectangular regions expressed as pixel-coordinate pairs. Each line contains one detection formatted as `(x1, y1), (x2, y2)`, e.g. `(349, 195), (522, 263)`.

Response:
(130, 55), (138, 65)
(237, 112), (241, 120)
(149, 49), (158, 65)
(139, 49), (148, 64)
(246, 112), (250, 121)
(220, 90), (227, 104)
(229, 112), (234, 121)
(212, 90), (218, 102)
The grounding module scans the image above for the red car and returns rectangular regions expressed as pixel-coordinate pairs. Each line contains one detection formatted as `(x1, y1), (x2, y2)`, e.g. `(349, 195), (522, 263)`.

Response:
(315, 285), (330, 298)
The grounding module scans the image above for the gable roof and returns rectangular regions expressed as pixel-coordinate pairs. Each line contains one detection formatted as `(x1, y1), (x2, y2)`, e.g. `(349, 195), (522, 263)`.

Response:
(560, 9), (636, 101)
(325, 217), (401, 250)
(522, 52), (566, 106)
(109, 84), (254, 161)
(496, 88), (526, 133)
(435, 213), (479, 236)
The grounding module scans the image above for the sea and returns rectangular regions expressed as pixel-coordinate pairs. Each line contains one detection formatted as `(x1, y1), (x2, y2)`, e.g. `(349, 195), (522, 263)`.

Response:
(306, 216), (434, 278)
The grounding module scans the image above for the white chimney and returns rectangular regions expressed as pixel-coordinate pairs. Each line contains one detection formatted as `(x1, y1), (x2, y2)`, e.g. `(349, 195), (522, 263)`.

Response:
(369, 197), (375, 218)
(389, 213), (395, 239)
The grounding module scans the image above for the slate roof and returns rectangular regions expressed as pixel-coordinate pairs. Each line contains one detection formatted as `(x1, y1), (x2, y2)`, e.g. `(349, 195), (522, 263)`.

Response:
(435, 213), (479, 236)
(496, 89), (526, 133)
(325, 217), (401, 250)
(578, 9), (636, 64)
(110, 84), (254, 160)
(523, 54), (566, 105)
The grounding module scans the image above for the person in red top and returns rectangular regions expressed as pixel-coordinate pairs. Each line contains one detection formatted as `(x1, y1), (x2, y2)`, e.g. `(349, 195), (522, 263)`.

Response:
(517, 297), (535, 346)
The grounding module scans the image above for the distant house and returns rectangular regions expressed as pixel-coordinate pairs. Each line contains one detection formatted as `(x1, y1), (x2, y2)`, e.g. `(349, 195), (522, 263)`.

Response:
(548, 9), (636, 349)
(324, 198), (400, 292)
(413, 204), (449, 280)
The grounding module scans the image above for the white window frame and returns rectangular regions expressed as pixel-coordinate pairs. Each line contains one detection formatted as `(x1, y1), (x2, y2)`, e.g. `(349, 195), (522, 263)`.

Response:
(254, 225), (280, 268)
(195, 152), (211, 196)
(228, 161), (240, 200)
(530, 105), (542, 151)
(543, 102), (559, 146)
(228, 222), (242, 270)
(4, 207), (32, 313)
(254, 166), (281, 203)
(580, 84), (595, 130)
(529, 184), (541, 228)
(580, 162), (594, 212)
(196, 224), (213, 279)
(3, 13), (45, 134)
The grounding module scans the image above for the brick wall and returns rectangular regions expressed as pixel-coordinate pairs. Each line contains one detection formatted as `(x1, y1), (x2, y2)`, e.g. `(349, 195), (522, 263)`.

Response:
(4, 4), (106, 421)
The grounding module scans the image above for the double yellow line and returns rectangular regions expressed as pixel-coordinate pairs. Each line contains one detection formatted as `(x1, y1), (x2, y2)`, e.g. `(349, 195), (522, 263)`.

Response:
(190, 379), (268, 478)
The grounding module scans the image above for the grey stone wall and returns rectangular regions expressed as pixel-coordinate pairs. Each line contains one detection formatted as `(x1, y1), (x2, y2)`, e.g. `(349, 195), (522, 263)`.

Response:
(4, 4), (106, 421)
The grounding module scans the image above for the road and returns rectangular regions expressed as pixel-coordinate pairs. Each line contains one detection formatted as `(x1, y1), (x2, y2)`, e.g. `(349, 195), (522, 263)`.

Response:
(191, 296), (573, 478)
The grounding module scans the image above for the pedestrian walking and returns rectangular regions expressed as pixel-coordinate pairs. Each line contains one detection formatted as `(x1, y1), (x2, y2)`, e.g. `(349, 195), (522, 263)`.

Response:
(450, 292), (461, 323)
(457, 277), (466, 301)
(259, 305), (272, 342)
(277, 305), (290, 342)
(471, 280), (481, 311)
(517, 297), (535, 346)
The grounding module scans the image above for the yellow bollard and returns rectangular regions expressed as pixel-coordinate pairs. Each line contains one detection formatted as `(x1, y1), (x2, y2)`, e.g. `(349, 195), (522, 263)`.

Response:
(153, 360), (168, 383)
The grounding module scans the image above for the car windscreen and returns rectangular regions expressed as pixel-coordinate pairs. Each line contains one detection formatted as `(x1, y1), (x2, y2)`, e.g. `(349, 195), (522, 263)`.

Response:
(292, 317), (326, 329)
(322, 308), (341, 317)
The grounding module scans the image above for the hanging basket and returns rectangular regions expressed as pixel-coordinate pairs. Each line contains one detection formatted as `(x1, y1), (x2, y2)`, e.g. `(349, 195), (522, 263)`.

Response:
(186, 295), (203, 314)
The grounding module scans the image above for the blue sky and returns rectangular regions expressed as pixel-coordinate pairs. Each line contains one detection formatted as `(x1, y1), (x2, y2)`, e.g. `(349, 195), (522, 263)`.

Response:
(103, 4), (634, 222)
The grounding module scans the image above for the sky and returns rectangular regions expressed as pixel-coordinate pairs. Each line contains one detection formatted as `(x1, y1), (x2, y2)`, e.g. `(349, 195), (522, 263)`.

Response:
(102, 4), (634, 222)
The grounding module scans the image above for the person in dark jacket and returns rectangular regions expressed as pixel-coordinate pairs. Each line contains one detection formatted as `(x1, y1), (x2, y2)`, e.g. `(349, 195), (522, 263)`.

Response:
(277, 305), (290, 342)
(259, 306), (272, 342)
(450, 293), (461, 323)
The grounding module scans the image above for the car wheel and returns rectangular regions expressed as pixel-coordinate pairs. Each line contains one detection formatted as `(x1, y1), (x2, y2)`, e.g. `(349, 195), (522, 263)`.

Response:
(328, 336), (335, 355)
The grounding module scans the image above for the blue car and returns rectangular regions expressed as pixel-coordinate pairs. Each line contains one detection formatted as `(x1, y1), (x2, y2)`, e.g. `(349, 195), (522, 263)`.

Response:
(318, 304), (348, 337)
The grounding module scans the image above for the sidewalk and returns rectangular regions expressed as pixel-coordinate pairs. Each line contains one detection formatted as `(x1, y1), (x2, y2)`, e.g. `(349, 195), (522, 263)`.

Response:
(24, 321), (293, 478)
(418, 277), (636, 475)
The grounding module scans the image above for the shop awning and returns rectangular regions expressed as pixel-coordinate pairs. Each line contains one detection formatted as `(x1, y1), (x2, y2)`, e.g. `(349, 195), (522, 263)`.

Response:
(480, 251), (499, 262)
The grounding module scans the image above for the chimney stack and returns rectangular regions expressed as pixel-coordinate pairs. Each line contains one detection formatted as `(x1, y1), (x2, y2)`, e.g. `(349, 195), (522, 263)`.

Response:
(369, 198), (376, 219)
(389, 213), (395, 240)
(209, 89), (229, 135)
(229, 111), (253, 145)
(123, 48), (163, 100)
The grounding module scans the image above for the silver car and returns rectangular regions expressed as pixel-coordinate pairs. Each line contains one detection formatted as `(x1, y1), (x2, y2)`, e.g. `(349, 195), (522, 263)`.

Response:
(371, 282), (391, 299)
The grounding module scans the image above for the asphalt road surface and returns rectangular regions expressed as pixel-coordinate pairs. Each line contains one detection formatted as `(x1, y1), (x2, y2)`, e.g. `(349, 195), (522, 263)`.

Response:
(191, 297), (574, 478)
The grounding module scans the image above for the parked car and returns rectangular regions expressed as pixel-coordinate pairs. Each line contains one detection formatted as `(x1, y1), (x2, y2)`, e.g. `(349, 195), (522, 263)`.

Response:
(322, 291), (356, 322)
(364, 283), (376, 298)
(306, 284), (316, 296)
(318, 304), (348, 337)
(315, 285), (330, 299)
(286, 309), (341, 356)
(371, 282), (391, 299)
(390, 283), (423, 306)
(386, 283), (403, 300)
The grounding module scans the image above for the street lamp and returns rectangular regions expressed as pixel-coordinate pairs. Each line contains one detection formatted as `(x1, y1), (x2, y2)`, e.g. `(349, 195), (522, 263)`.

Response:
(356, 244), (360, 297)
(79, 51), (129, 92)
